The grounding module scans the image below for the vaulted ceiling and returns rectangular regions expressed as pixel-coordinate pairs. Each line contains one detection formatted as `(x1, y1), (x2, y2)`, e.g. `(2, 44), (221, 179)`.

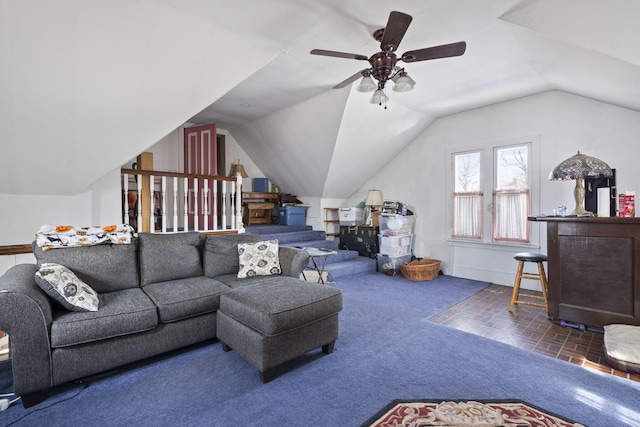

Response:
(2, 0), (639, 198)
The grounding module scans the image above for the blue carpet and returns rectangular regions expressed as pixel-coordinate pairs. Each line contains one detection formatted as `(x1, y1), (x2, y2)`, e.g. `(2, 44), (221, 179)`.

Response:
(2, 274), (640, 426)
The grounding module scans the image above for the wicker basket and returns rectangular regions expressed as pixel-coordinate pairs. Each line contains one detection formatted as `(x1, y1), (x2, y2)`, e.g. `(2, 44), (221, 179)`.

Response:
(400, 258), (441, 281)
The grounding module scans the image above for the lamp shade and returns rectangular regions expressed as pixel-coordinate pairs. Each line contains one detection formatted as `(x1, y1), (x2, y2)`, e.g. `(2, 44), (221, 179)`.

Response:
(230, 163), (248, 178)
(549, 151), (612, 215)
(365, 189), (383, 207)
(549, 151), (613, 181)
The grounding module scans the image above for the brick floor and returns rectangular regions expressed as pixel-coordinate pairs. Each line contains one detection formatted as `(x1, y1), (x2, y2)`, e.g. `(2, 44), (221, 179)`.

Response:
(429, 283), (640, 383)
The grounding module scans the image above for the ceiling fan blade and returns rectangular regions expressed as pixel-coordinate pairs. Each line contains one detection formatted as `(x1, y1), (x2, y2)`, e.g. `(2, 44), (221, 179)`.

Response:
(333, 69), (369, 89)
(379, 11), (413, 52)
(401, 41), (467, 63)
(310, 49), (369, 61)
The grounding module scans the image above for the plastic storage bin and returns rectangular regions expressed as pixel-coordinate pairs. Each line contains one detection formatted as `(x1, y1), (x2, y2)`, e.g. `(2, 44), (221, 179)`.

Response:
(379, 214), (413, 235)
(378, 234), (413, 257)
(253, 178), (269, 192)
(278, 205), (307, 225)
(339, 207), (364, 226)
(377, 253), (412, 274)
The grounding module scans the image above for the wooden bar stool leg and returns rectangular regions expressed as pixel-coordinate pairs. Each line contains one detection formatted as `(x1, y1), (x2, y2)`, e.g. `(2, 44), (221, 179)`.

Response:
(537, 261), (549, 314)
(509, 261), (524, 312)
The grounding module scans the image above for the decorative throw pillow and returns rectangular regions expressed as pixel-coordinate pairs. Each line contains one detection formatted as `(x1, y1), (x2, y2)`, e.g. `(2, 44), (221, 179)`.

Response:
(237, 240), (282, 278)
(35, 263), (100, 312)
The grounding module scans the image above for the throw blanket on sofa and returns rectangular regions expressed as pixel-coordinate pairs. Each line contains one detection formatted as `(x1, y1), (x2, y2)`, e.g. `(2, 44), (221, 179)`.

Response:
(35, 224), (136, 250)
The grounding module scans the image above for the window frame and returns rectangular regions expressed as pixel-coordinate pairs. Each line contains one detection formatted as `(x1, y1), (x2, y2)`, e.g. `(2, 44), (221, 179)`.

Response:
(446, 135), (540, 248)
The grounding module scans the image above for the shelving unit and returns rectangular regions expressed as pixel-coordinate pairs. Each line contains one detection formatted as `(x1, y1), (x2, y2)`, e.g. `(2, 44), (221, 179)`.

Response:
(323, 208), (340, 239)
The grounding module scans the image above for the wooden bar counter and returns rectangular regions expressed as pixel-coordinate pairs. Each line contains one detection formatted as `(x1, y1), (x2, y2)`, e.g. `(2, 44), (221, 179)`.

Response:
(531, 216), (640, 327)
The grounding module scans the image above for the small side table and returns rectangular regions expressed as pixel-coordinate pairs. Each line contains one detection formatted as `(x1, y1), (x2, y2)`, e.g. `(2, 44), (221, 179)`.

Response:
(301, 247), (337, 284)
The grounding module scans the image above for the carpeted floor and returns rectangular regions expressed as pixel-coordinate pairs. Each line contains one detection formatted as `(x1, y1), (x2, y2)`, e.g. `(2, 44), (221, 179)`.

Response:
(1, 273), (640, 427)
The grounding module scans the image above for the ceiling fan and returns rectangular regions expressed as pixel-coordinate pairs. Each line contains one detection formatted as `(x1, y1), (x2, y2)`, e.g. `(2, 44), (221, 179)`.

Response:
(310, 11), (466, 107)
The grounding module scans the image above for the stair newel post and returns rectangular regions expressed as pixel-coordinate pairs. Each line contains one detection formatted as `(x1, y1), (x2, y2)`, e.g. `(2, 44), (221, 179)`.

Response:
(137, 152), (153, 233)
(235, 173), (244, 233)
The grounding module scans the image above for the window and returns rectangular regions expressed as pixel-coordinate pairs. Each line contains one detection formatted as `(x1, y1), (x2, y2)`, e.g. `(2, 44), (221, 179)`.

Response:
(453, 151), (482, 239)
(493, 145), (529, 242)
(450, 138), (536, 244)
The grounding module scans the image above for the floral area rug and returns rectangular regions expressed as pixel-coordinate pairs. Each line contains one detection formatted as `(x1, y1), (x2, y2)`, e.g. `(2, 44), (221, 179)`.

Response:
(363, 399), (585, 427)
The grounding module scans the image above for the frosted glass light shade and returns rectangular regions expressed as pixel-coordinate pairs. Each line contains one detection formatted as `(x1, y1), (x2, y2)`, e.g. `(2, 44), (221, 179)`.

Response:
(356, 75), (377, 92)
(369, 89), (389, 105)
(392, 75), (414, 92)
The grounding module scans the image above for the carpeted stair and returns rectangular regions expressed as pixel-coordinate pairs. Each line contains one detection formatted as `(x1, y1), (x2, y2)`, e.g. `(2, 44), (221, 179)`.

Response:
(244, 225), (377, 281)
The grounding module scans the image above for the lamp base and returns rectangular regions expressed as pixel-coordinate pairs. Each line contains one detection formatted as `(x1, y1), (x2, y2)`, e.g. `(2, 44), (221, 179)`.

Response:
(572, 177), (588, 215)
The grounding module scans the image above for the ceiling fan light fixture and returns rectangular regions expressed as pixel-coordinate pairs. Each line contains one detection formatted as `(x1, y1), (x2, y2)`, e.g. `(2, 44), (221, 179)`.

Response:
(356, 75), (377, 92)
(392, 73), (415, 92)
(369, 89), (389, 105)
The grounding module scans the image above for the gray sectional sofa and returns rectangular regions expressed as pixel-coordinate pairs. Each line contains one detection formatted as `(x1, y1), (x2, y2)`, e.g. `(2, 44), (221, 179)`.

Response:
(0, 232), (343, 407)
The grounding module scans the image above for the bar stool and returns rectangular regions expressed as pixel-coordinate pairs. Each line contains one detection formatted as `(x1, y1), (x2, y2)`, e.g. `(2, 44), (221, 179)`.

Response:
(508, 252), (548, 314)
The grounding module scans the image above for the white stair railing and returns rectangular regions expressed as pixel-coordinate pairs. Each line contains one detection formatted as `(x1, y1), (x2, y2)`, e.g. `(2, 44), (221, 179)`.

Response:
(121, 169), (243, 234)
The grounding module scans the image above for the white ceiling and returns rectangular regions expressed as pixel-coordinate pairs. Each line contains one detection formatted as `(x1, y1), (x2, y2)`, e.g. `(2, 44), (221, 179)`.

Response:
(2, 0), (640, 198)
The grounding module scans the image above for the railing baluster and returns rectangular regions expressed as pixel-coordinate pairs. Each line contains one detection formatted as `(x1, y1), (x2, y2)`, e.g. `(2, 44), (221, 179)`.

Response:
(123, 173), (130, 226)
(211, 178), (218, 231)
(203, 179), (209, 231)
(173, 177), (178, 233)
(193, 177), (199, 232)
(149, 175), (155, 233)
(161, 176), (167, 233)
(183, 178), (189, 232)
(137, 174), (143, 233)
(221, 180), (227, 230)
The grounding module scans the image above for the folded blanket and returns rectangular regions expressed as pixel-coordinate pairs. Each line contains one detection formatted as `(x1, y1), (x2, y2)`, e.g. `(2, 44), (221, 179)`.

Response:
(35, 224), (136, 250)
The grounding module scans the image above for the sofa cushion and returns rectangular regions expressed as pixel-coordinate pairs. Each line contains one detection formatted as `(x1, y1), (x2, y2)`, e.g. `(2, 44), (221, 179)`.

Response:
(219, 279), (343, 336)
(203, 233), (262, 278)
(35, 263), (100, 312)
(139, 232), (203, 286)
(603, 324), (640, 374)
(50, 288), (158, 348)
(214, 273), (289, 289)
(237, 240), (281, 278)
(33, 240), (139, 293)
(142, 276), (230, 323)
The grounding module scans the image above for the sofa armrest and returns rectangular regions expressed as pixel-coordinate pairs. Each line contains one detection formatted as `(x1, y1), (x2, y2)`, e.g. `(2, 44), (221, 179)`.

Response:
(0, 264), (54, 395)
(278, 247), (310, 278)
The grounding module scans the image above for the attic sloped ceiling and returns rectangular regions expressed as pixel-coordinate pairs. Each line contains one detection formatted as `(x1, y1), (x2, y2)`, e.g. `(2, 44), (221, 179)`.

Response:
(228, 89), (350, 198)
(0, 1), (279, 195)
(4, 0), (640, 200)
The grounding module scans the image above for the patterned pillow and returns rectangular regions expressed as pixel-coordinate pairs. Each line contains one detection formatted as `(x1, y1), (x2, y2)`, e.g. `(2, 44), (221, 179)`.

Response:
(35, 263), (100, 312)
(237, 240), (282, 278)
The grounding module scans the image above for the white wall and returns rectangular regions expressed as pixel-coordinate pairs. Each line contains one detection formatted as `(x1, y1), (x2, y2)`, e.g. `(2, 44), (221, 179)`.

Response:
(351, 91), (640, 289)
(0, 192), (92, 272)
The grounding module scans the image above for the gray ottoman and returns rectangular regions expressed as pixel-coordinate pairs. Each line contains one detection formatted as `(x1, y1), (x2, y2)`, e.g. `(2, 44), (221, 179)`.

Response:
(216, 279), (343, 383)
